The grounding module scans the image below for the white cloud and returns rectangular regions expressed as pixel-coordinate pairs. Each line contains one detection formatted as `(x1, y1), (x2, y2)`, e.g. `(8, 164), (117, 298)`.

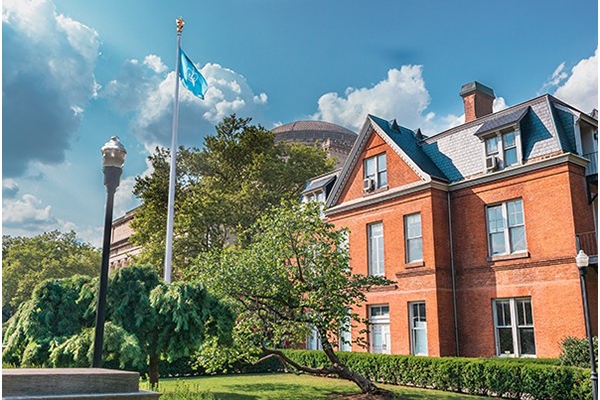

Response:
(104, 56), (269, 148)
(311, 65), (509, 135)
(553, 49), (598, 113)
(312, 66), (431, 132)
(2, 179), (19, 199)
(143, 54), (167, 74)
(539, 62), (568, 94)
(2, 191), (103, 246)
(2, 0), (100, 177)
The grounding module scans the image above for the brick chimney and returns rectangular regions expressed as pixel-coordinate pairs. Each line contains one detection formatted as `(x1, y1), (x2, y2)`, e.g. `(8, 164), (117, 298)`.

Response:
(460, 81), (495, 123)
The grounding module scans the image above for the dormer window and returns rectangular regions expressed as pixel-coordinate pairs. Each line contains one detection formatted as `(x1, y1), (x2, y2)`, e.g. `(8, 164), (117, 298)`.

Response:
(503, 131), (518, 167)
(482, 128), (522, 172)
(364, 153), (387, 191)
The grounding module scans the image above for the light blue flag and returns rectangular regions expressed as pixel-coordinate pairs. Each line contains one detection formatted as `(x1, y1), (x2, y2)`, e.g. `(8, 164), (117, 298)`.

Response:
(179, 49), (208, 99)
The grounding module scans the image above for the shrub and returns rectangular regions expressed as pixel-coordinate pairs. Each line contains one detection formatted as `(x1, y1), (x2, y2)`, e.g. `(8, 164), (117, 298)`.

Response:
(267, 350), (592, 399)
(560, 336), (598, 368)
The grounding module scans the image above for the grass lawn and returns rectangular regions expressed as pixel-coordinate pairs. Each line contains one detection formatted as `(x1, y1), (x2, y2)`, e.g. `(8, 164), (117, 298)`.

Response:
(142, 373), (490, 399)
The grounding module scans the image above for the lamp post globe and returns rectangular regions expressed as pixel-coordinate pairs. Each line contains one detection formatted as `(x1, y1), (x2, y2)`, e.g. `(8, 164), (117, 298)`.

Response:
(576, 249), (597, 400)
(92, 136), (126, 368)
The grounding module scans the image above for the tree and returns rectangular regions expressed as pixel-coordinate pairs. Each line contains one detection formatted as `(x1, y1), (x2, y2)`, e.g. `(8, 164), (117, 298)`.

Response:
(2, 231), (100, 320)
(3, 265), (234, 386)
(130, 114), (335, 276)
(192, 202), (395, 395)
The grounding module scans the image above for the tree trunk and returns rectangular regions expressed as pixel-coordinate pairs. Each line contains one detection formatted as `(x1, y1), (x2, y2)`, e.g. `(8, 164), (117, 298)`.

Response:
(321, 343), (394, 396)
(148, 353), (160, 388)
(260, 343), (394, 397)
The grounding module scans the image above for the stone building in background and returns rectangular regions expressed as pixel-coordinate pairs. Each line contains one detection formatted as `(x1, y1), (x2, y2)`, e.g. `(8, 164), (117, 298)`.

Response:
(108, 120), (357, 269)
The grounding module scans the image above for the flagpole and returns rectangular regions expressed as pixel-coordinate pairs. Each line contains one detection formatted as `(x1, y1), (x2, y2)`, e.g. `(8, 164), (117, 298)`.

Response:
(164, 17), (184, 284)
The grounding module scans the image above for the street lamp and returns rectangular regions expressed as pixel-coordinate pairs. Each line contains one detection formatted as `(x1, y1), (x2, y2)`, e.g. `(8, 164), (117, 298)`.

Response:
(576, 249), (598, 400)
(92, 136), (127, 368)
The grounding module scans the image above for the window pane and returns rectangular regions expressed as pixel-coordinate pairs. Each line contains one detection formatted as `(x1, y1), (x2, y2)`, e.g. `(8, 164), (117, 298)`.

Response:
(414, 329), (427, 355)
(490, 232), (506, 255)
(496, 301), (511, 327)
(505, 147), (518, 166)
(381, 306), (389, 315)
(378, 171), (387, 187)
(364, 157), (376, 178)
(498, 328), (514, 355)
(507, 200), (523, 226)
(519, 328), (536, 355)
(406, 214), (422, 238)
(377, 153), (387, 172)
(517, 299), (533, 326)
(510, 226), (526, 252)
(503, 131), (516, 148)
(408, 238), (423, 262)
(369, 223), (384, 275)
(487, 206), (505, 233)
(486, 136), (499, 155)
(419, 303), (426, 321)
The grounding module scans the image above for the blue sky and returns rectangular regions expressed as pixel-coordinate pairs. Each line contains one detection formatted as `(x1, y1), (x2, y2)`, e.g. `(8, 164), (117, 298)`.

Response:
(2, 0), (598, 245)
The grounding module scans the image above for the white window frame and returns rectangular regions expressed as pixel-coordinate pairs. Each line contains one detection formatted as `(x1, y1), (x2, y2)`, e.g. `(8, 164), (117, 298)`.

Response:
(368, 222), (385, 276)
(339, 313), (352, 352)
(404, 213), (423, 263)
(481, 128), (523, 171)
(369, 304), (390, 354)
(306, 325), (323, 350)
(492, 297), (536, 357)
(409, 301), (428, 356)
(485, 199), (527, 257)
(502, 131), (518, 167)
(364, 153), (387, 189)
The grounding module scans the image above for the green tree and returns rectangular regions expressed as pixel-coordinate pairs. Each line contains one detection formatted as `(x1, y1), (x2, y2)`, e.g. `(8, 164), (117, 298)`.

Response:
(193, 202), (395, 395)
(3, 265), (234, 386)
(2, 231), (100, 320)
(131, 114), (335, 277)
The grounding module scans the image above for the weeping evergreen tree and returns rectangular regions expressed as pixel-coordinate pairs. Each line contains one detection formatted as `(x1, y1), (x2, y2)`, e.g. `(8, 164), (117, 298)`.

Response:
(3, 265), (234, 386)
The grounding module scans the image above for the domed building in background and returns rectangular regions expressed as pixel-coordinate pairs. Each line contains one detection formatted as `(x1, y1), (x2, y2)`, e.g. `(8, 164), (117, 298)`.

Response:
(272, 121), (357, 168)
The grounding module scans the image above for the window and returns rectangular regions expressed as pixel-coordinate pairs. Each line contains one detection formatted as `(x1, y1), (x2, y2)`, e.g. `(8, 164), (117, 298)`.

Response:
(493, 298), (536, 357)
(485, 136), (499, 156)
(339, 314), (352, 352)
(486, 199), (526, 256)
(369, 305), (390, 354)
(364, 153), (387, 189)
(409, 302), (428, 356)
(503, 131), (518, 167)
(405, 213), (423, 263)
(306, 325), (323, 350)
(368, 222), (384, 276)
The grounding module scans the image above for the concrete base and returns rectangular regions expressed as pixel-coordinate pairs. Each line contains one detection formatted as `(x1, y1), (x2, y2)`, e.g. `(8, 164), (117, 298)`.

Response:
(2, 368), (160, 400)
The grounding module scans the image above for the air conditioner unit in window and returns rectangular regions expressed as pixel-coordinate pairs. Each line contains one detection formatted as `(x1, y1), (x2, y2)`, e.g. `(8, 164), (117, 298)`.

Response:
(363, 178), (375, 192)
(486, 156), (499, 172)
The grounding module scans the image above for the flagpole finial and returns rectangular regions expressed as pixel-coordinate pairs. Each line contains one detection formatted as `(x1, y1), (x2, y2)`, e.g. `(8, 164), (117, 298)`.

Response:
(176, 17), (185, 33)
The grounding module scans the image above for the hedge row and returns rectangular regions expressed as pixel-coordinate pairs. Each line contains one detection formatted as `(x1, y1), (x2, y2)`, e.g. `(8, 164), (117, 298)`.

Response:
(276, 350), (592, 399)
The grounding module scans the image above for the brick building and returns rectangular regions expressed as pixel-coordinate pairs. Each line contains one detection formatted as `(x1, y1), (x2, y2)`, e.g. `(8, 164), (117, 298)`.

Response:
(302, 82), (598, 358)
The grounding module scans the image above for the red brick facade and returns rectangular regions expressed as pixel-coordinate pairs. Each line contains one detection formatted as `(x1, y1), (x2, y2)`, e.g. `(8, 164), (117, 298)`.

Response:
(326, 123), (598, 359)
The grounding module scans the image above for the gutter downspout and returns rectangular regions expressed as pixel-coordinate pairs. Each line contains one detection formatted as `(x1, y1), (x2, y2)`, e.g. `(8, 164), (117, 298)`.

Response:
(447, 191), (460, 356)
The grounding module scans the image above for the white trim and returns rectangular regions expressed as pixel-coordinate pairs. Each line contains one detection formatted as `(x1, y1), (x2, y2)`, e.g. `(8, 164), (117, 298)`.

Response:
(404, 213), (423, 264)
(449, 153), (588, 191)
(325, 180), (448, 216)
(574, 115), (584, 156)
(409, 301), (428, 356)
(326, 116), (432, 209)
(492, 297), (537, 357)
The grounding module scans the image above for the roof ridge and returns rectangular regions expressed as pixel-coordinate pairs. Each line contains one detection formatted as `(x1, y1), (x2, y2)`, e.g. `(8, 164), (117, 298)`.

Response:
(423, 94), (549, 143)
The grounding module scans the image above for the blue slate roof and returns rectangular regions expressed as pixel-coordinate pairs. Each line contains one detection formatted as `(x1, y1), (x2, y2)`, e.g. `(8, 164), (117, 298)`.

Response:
(369, 115), (448, 181)
(475, 106), (529, 136)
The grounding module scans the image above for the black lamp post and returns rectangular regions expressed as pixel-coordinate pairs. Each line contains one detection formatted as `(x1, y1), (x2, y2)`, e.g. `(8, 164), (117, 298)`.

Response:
(92, 136), (127, 368)
(576, 249), (598, 400)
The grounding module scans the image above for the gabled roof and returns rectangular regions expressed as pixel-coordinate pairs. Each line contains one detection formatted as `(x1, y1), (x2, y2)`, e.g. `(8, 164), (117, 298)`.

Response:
(474, 106), (529, 136)
(302, 169), (340, 194)
(326, 116), (446, 208)
(369, 115), (447, 181)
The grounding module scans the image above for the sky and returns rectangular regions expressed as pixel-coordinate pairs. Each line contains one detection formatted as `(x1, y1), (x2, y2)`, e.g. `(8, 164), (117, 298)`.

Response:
(2, 0), (598, 246)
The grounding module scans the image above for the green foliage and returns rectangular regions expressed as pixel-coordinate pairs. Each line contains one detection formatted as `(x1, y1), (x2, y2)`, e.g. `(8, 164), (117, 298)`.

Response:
(2, 265), (234, 384)
(267, 350), (593, 399)
(559, 335), (599, 368)
(2, 231), (100, 319)
(2, 275), (95, 366)
(131, 114), (335, 277)
(49, 322), (144, 369)
(192, 201), (393, 379)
